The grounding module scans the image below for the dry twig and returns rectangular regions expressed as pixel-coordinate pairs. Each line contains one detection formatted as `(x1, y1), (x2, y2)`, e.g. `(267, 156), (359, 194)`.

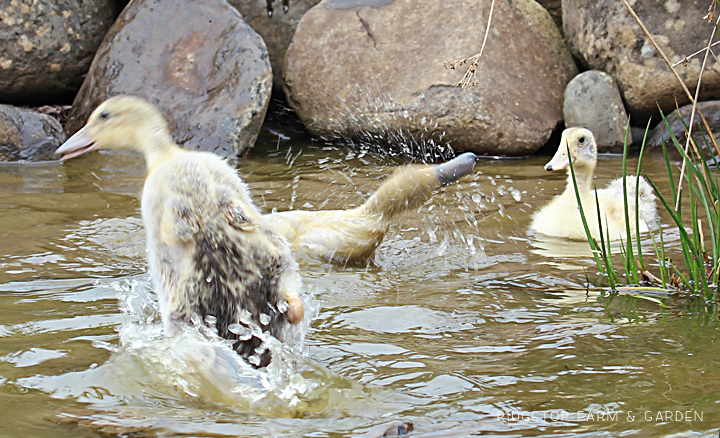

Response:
(674, 16), (716, 210)
(443, 0), (496, 88)
(673, 40), (720, 66)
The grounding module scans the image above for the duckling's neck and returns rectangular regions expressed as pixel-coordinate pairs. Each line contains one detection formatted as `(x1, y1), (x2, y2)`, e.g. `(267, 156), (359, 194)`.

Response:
(564, 162), (595, 195)
(143, 129), (183, 173)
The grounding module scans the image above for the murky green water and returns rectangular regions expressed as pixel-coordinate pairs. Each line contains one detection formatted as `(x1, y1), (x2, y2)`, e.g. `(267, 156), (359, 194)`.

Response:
(0, 129), (718, 437)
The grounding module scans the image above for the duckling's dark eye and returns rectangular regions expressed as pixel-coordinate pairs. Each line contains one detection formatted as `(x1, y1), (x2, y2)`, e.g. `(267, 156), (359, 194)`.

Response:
(98, 111), (111, 121)
(578, 136), (586, 144)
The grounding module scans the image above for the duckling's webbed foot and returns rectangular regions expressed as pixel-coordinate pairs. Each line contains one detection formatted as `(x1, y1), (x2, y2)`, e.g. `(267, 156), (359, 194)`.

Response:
(232, 324), (273, 368)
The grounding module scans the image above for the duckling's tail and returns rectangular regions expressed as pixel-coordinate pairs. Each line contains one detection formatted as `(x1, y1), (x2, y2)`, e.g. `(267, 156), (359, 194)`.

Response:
(359, 152), (477, 220)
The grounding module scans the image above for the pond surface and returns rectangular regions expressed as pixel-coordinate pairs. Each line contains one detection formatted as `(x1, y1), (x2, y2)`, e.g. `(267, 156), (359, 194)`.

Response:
(0, 127), (718, 437)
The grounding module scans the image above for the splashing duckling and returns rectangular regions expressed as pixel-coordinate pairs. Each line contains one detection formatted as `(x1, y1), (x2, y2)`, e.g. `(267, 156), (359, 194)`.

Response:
(56, 96), (304, 367)
(530, 127), (657, 241)
(263, 152), (477, 264)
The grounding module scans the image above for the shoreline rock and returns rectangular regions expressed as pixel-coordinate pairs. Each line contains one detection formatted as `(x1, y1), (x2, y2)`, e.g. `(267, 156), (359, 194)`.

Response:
(646, 100), (720, 162)
(564, 70), (629, 153)
(0, 105), (66, 162)
(65, 0), (272, 159)
(284, 0), (577, 156)
(563, 0), (720, 125)
(231, 0), (321, 92)
(0, 0), (119, 105)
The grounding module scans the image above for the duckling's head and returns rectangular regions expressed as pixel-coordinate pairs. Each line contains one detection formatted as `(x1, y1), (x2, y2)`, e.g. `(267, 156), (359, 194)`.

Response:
(56, 96), (174, 161)
(544, 127), (597, 172)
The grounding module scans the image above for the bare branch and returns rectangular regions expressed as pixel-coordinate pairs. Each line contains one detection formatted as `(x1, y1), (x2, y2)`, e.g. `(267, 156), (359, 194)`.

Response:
(443, 0), (496, 88)
(672, 40), (720, 66)
(675, 9), (716, 210)
(620, 0), (720, 210)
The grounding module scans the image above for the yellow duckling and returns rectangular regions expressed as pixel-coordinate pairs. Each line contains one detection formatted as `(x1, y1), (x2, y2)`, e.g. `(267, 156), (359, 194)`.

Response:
(263, 152), (477, 264)
(55, 96), (303, 368)
(530, 127), (657, 241)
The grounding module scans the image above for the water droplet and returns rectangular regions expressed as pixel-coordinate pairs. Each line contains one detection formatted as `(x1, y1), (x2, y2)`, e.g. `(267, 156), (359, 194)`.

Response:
(238, 309), (253, 325)
(248, 354), (262, 367)
(427, 227), (437, 243)
(228, 323), (252, 341)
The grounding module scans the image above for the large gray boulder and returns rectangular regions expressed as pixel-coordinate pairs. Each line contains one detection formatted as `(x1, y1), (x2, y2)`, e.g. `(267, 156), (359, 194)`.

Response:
(230, 0), (321, 91)
(0, 105), (65, 162)
(284, 0), (577, 156)
(563, 0), (720, 125)
(0, 0), (119, 104)
(564, 71), (629, 152)
(65, 0), (272, 158)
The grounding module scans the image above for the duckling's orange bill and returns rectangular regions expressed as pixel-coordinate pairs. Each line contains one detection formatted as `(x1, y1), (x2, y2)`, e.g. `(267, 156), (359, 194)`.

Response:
(55, 128), (97, 161)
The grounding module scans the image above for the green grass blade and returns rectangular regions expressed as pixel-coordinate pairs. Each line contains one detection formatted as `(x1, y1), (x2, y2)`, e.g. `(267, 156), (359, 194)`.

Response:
(567, 145), (611, 282)
(621, 127), (637, 283)
(634, 121), (653, 269)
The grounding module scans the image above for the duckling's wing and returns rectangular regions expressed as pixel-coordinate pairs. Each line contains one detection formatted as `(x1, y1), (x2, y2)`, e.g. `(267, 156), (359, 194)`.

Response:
(225, 201), (261, 232)
(599, 175), (658, 229)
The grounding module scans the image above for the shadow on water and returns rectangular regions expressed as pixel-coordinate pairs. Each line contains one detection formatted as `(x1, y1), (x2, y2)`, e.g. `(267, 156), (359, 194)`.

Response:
(0, 128), (718, 437)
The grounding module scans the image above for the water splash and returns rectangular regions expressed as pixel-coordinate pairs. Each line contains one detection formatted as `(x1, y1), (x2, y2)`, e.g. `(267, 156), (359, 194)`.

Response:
(109, 277), (353, 413)
(8, 275), (380, 426)
(310, 84), (456, 163)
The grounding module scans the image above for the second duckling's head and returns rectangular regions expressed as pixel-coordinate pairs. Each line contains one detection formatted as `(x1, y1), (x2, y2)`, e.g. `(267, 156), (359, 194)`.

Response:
(544, 127), (597, 172)
(56, 96), (173, 161)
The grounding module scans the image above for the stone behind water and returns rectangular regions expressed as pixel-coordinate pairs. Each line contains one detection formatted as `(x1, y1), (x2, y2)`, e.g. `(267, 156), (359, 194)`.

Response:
(563, 71), (629, 153)
(229, 0), (322, 92)
(0, 105), (66, 162)
(0, 0), (119, 104)
(284, 0), (577, 156)
(65, 0), (272, 159)
(645, 100), (720, 163)
(564, 0), (720, 124)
